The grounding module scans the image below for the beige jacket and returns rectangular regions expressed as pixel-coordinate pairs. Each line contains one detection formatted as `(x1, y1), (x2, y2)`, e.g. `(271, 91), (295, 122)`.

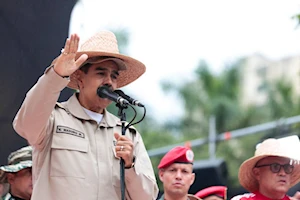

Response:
(13, 67), (158, 200)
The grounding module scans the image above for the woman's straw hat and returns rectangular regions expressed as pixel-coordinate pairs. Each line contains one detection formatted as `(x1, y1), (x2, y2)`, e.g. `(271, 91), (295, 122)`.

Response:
(66, 30), (146, 89)
(238, 136), (300, 192)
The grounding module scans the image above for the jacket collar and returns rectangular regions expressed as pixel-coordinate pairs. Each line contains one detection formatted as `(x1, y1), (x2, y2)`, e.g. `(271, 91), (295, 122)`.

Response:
(6, 192), (26, 200)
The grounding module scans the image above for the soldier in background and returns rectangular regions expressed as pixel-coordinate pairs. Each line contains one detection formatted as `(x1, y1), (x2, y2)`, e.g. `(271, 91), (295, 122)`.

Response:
(0, 183), (9, 199)
(157, 146), (200, 200)
(195, 186), (227, 200)
(0, 146), (33, 200)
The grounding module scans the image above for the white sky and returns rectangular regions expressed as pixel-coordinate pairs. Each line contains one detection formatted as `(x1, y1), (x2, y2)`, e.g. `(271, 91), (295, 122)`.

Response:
(69, 0), (300, 123)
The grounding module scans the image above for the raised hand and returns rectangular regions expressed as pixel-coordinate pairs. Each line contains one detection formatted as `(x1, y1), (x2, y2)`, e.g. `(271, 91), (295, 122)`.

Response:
(53, 34), (88, 77)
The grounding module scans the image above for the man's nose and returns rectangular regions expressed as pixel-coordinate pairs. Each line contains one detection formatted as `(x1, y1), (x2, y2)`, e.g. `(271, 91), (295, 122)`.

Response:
(104, 75), (113, 85)
(278, 166), (287, 175)
(175, 171), (183, 179)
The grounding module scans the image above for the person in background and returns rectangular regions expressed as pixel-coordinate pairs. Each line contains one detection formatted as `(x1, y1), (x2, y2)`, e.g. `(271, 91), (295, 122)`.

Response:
(157, 146), (200, 200)
(0, 146), (33, 200)
(195, 186), (227, 200)
(13, 31), (158, 200)
(0, 183), (9, 199)
(231, 136), (300, 200)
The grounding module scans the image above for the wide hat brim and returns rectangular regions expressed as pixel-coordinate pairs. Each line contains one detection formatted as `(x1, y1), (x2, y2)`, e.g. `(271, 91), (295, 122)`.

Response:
(65, 51), (146, 90)
(0, 161), (32, 183)
(239, 154), (300, 192)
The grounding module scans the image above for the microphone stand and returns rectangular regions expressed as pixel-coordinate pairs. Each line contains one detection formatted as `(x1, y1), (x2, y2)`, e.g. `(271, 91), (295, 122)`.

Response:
(116, 102), (128, 200)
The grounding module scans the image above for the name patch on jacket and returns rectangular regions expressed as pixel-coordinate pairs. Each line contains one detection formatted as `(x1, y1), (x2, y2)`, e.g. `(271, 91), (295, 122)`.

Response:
(56, 126), (85, 138)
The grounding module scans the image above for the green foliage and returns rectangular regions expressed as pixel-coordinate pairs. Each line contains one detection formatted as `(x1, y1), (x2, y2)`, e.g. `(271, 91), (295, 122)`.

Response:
(216, 134), (263, 187)
(161, 59), (245, 139)
(266, 78), (300, 118)
(292, 14), (300, 28)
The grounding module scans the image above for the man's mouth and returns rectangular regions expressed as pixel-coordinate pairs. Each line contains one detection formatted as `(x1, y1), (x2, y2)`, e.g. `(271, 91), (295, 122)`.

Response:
(278, 179), (287, 183)
(173, 182), (184, 187)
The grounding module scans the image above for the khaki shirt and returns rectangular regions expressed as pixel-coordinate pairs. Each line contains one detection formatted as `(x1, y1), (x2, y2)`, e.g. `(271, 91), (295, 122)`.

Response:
(13, 67), (158, 200)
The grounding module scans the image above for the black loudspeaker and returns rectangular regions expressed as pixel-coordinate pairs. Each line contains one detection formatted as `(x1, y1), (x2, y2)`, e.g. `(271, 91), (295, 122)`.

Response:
(189, 159), (228, 194)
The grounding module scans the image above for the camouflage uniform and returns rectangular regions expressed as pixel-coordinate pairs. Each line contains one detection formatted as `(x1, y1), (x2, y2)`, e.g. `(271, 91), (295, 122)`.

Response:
(0, 146), (32, 183)
(0, 146), (32, 200)
(3, 192), (26, 200)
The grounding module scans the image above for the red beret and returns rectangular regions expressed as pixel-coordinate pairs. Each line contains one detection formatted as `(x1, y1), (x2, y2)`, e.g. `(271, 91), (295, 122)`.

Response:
(158, 146), (194, 169)
(195, 186), (227, 200)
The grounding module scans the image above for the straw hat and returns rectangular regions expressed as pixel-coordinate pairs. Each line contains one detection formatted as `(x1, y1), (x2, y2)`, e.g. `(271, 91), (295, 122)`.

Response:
(64, 30), (146, 89)
(0, 146), (32, 183)
(238, 136), (300, 192)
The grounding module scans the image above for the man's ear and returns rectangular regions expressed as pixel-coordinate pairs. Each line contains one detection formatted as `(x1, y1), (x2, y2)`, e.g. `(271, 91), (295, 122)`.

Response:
(6, 173), (15, 184)
(74, 70), (84, 89)
(159, 169), (165, 182)
(252, 167), (260, 181)
(189, 173), (195, 186)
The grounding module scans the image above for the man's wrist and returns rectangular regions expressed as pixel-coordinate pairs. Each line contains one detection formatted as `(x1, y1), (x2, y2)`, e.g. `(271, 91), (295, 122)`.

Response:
(51, 65), (70, 79)
(125, 156), (135, 169)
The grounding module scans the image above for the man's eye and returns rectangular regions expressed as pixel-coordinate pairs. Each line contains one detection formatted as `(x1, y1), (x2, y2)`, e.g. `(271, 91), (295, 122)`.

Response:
(111, 75), (118, 79)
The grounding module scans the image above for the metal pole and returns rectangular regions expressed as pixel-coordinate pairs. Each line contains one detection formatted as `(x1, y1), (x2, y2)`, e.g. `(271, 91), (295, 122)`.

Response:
(147, 115), (300, 158)
(209, 116), (216, 159)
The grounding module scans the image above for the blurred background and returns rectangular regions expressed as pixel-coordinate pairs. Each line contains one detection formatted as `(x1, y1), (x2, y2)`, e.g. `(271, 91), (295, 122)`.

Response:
(1, 0), (300, 198)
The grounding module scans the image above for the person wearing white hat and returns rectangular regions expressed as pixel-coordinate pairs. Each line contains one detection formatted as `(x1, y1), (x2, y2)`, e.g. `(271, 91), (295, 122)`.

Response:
(231, 136), (300, 200)
(13, 31), (158, 200)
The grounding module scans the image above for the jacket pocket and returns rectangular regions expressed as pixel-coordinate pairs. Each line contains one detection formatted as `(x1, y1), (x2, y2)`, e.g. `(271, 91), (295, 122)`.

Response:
(50, 134), (89, 178)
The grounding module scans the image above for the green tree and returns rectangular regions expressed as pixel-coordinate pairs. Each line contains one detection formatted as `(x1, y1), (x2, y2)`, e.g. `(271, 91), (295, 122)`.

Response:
(161, 59), (243, 140)
(266, 78), (300, 118)
(292, 14), (300, 28)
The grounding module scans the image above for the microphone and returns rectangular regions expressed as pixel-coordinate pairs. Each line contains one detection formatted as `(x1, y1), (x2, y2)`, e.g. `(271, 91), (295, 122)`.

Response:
(97, 86), (129, 105)
(114, 89), (145, 107)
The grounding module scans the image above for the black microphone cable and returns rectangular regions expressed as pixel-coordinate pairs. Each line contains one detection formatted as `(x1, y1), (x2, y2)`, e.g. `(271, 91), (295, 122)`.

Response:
(114, 89), (146, 127)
